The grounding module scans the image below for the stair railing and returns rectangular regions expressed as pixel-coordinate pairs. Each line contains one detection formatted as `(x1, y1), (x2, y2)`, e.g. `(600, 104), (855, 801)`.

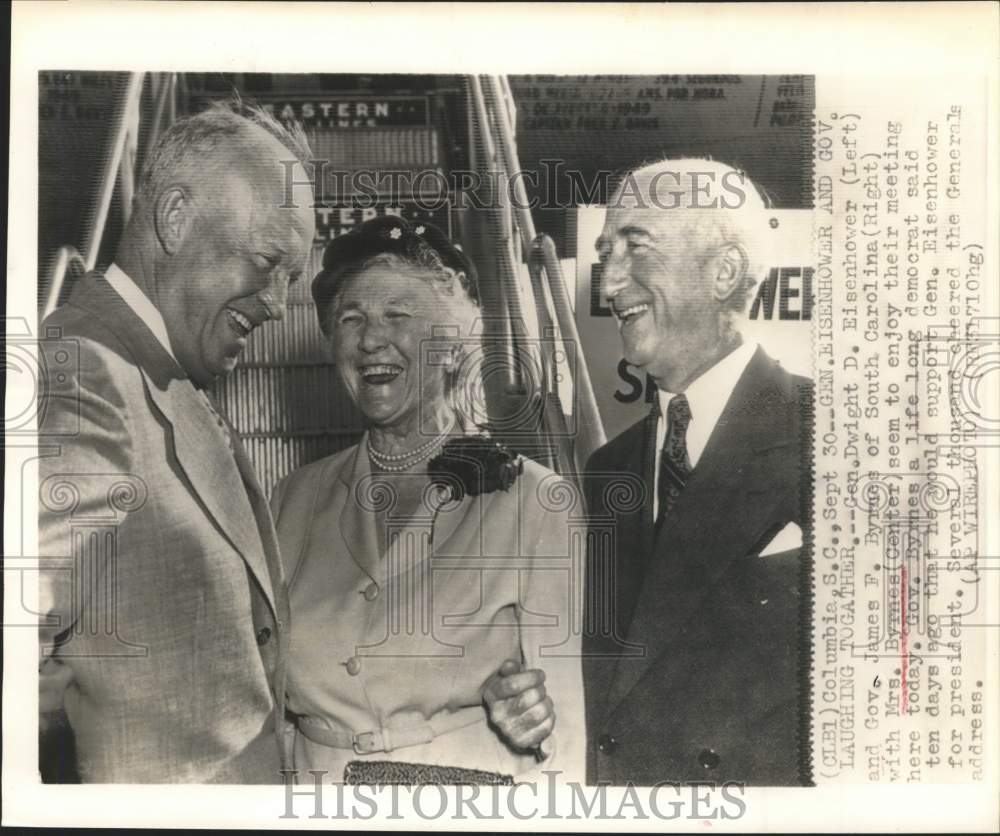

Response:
(477, 75), (607, 476)
(41, 72), (174, 320)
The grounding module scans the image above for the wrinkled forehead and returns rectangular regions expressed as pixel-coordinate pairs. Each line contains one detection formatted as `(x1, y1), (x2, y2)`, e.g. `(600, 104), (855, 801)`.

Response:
(248, 159), (314, 229)
(274, 159), (316, 227)
(206, 190), (310, 263)
(336, 261), (438, 306)
(598, 206), (703, 245)
(259, 186), (315, 236)
(225, 171), (314, 252)
(255, 203), (314, 256)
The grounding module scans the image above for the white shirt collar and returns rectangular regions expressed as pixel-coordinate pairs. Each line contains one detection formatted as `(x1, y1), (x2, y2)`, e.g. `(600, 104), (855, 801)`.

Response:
(656, 339), (758, 468)
(102, 263), (178, 363)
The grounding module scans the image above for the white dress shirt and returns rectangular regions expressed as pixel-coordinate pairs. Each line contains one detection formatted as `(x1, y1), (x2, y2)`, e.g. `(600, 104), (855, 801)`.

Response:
(653, 339), (758, 519)
(103, 264), (177, 363)
(104, 265), (235, 452)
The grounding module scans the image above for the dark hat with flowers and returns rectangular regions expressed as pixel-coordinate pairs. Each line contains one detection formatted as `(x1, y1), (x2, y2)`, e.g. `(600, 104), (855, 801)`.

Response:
(312, 215), (479, 334)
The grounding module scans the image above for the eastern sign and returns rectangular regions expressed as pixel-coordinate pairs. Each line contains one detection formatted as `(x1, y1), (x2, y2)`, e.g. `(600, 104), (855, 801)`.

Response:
(261, 97), (429, 129)
(313, 200), (451, 243)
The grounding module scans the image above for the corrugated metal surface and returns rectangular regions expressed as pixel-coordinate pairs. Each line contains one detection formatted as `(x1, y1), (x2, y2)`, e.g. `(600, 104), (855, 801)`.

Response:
(307, 127), (440, 170)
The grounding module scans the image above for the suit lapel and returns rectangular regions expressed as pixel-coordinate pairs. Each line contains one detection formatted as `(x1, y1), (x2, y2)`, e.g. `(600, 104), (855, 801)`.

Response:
(605, 348), (796, 713)
(337, 438), (382, 582)
(583, 415), (652, 723)
(69, 274), (278, 613)
(143, 359), (279, 612)
(429, 488), (479, 556)
(228, 427), (286, 616)
(336, 433), (484, 577)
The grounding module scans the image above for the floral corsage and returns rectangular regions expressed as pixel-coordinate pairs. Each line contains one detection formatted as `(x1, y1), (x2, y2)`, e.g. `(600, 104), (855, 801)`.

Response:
(428, 435), (524, 503)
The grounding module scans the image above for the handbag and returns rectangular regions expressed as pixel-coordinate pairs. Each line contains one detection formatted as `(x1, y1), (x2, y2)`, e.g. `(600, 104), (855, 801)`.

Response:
(343, 760), (514, 786)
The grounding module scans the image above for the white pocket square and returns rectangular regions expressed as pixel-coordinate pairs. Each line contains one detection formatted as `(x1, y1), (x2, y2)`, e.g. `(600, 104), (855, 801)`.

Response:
(759, 522), (802, 556)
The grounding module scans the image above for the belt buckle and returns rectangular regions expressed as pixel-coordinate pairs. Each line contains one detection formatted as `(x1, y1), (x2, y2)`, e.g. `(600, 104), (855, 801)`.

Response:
(352, 730), (380, 754)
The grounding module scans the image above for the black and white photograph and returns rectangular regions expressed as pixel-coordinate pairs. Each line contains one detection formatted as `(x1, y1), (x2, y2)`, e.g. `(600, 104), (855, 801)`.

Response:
(32, 68), (816, 788)
(5, 2), (998, 831)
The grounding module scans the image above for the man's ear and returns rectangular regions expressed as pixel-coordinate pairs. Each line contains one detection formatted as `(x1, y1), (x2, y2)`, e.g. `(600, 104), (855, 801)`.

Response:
(153, 187), (193, 255)
(711, 243), (749, 302)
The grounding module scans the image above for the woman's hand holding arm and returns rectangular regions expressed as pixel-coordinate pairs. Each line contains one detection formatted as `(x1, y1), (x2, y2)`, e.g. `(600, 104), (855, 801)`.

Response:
(482, 658), (555, 753)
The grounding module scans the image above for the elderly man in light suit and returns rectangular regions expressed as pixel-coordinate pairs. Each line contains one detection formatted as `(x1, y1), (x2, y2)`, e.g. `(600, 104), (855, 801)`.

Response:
(582, 159), (811, 786)
(38, 101), (316, 782)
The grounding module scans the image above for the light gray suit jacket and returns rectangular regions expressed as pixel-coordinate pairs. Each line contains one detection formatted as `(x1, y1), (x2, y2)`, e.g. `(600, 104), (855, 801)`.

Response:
(38, 273), (291, 783)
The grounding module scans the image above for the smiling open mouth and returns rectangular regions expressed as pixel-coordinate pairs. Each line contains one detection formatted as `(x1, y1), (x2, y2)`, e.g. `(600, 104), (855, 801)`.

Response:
(360, 364), (403, 385)
(613, 302), (650, 327)
(226, 308), (254, 338)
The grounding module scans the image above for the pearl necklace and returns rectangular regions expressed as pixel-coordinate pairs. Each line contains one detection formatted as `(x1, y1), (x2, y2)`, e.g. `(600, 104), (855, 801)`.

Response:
(367, 420), (454, 472)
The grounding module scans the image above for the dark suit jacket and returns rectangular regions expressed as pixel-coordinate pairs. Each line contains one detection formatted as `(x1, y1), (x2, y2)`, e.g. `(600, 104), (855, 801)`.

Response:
(583, 346), (811, 786)
(38, 273), (291, 782)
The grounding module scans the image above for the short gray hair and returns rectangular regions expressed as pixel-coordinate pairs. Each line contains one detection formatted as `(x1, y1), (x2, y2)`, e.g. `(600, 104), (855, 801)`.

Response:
(136, 96), (311, 206)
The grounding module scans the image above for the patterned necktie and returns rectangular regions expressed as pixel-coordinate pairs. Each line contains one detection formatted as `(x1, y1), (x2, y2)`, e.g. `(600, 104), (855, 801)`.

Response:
(656, 393), (693, 528)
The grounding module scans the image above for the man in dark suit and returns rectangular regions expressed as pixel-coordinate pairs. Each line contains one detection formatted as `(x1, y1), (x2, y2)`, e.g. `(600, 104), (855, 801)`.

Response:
(38, 100), (315, 781)
(582, 159), (811, 786)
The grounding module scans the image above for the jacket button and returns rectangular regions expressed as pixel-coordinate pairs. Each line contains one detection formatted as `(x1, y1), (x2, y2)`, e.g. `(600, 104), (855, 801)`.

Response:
(597, 734), (618, 754)
(255, 626), (272, 646)
(345, 656), (362, 676)
(363, 582), (379, 601)
(699, 748), (721, 770)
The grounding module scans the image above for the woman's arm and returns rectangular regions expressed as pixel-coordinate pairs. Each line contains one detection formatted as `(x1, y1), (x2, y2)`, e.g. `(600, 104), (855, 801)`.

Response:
(513, 473), (588, 786)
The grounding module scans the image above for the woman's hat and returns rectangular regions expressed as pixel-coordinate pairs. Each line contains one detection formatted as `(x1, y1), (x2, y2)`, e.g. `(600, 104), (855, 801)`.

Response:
(312, 215), (479, 333)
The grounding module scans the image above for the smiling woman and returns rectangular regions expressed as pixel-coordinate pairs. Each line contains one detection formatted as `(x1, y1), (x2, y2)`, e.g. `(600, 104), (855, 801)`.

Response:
(268, 215), (586, 785)
(314, 217), (480, 440)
